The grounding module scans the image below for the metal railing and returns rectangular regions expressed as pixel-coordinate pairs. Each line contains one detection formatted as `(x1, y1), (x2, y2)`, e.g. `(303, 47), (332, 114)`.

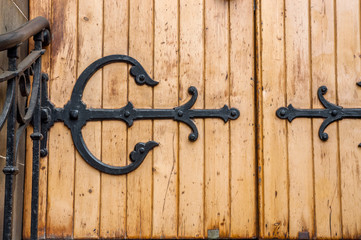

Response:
(0, 16), (50, 240)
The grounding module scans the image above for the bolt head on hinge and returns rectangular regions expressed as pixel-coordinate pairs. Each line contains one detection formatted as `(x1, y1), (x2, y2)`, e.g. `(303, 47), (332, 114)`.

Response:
(124, 110), (130, 118)
(330, 109), (338, 116)
(41, 107), (51, 123)
(69, 109), (79, 120)
(40, 148), (48, 157)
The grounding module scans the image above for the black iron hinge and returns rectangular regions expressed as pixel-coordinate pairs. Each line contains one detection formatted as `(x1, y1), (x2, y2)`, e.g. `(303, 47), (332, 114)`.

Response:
(40, 55), (240, 175)
(276, 84), (361, 147)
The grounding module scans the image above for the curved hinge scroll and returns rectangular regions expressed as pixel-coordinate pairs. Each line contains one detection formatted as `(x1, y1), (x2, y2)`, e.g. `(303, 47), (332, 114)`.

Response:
(41, 55), (240, 175)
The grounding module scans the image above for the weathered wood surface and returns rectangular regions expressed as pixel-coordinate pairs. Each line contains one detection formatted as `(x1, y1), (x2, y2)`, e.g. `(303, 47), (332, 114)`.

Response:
(23, 0), (361, 239)
(25, 0), (256, 238)
(257, 0), (361, 239)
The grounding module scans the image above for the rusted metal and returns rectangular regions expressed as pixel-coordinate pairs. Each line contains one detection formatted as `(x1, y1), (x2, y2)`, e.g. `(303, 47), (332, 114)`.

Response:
(0, 16), (50, 51)
(0, 17), (50, 240)
(0, 49), (45, 82)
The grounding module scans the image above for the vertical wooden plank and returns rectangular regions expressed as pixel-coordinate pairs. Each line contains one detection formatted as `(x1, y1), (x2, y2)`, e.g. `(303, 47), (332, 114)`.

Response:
(127, 0), (153, 238)
(260, 0), (289, 238)
(46, 0), (77, 238)
(285, 0), (314, 238)
(178, 0), (204, 238)
(336, 0), (361, 238)
(204, 0), (230, 237)
(310, 0), (342, 238)
(24, 0), (51, 238)
(255, 0), (264, 237)
(229, 0), (256, 238)
(100, 0), (128, 238)
(73, 0), (102, 237)
(153, 0), (178, 237)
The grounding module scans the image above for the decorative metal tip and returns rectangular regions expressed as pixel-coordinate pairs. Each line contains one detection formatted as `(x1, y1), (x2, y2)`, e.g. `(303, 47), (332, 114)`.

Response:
(129, 141), (159, 163)
(188, 86), (197, 95)
(229, 108), (240, 120)
(276, 105), (296, 122)
(276, 106), (288, 119)
(188, 133), (197, 142)
(320, 85), (328, 94)
(320, 132), (329, 141)
(130, 65), (159, 86)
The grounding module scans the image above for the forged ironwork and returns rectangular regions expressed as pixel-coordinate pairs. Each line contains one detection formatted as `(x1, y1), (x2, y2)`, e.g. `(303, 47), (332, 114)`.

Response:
(0, 16), (50, 240)
(40, 54), (240, 175)
(276, 85), (361, 146)
(0, 16), (240, 240)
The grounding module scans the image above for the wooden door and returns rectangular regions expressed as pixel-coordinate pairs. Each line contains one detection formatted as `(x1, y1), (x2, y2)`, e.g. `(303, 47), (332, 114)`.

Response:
(23, 0), (256, 239)
(24, 0), (361, 239)
(257, 0), (361, 239)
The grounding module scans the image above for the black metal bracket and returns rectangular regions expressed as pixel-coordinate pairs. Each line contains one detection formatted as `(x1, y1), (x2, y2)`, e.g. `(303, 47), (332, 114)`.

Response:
(276, 84), (361, 147)
(40, 54), (240, 175)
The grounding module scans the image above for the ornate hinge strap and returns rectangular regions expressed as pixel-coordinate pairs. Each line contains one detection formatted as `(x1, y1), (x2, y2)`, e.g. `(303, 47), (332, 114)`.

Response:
(40, 55), (240, 175)
(276, 84), (361, 147)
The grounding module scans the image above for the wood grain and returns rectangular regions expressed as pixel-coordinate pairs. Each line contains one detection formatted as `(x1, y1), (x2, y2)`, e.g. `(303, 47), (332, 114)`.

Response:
(204, 0), (230, 237)
(310, 0), (341, 238)
(336, 0), (361, 238)
(100, 0), (128, 238)
(255, 0), (264, 237)
(178, 0), (204, 238)
(73, 0), (102, 237)
(229, 0), (256, 238)
(285, 0), (314, 237)
(260, 0), (289, 238)
(126, 0), (154, 238)
(153, 0), (178, 237)
(25, 0), (361, 238)
(26, 0), (260, 238)
(46, 0), (77, 238)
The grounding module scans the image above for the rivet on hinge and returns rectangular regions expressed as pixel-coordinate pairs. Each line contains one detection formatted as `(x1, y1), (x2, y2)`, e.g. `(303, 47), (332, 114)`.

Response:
(207, 229), (219, 239)
(298, 231), (310, 239)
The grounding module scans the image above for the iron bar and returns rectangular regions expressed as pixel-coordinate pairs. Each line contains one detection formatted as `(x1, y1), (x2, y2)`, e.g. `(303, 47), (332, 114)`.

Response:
(30, 34), (43, 239)
(2, 77), (17, 240)
(0, 50), (45, 83)
(2, 46), (18, 240)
